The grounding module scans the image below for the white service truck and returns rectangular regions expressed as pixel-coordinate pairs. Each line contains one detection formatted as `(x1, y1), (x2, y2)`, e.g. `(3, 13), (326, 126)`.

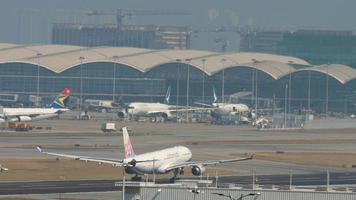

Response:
(101, 122), (116, 133)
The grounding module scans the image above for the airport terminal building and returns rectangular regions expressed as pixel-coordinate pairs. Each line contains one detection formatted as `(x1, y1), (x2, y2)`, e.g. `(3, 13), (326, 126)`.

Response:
(0, 43), (355, 113)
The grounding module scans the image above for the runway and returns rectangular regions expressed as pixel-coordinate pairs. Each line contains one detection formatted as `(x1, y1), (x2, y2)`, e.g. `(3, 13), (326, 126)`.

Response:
(1, 172), (356, 195)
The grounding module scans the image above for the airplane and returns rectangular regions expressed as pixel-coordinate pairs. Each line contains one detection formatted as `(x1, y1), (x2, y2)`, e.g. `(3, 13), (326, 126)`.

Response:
(0, 88), (72, 122)
(195, 88), (251, 122)
(36, 127), (253, 180)
(0, 165), (8, 172)
(84, 99), (119, 113)
(118, 86), (200, 121)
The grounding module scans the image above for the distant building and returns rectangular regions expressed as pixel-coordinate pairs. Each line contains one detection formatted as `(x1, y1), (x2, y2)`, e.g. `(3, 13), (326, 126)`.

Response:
(0, 43), (356, 113)
(52, 23), (190, 49)
(240, 29), (356, 67)
(240, 31), (285, 53)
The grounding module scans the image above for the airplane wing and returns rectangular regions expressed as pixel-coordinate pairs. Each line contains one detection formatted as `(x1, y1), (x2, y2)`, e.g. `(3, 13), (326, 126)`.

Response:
(165, 155), (253, 171)
(147, 107), (210, 115)
(194, 102), (213, 107)
(36, 146), (123, 166)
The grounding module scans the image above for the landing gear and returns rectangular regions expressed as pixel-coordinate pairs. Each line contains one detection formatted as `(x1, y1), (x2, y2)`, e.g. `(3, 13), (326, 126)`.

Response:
(170, 168), (184, 183)
(131, 174), (142, 182)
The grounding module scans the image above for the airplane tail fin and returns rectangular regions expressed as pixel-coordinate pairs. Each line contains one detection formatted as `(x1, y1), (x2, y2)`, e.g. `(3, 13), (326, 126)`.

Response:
(50, 88), (72, 109)
(122, 127), (136, 158)
(117, 96), (126, 108)
(213, 87), (218, 103)
(164, 86), (171, 104)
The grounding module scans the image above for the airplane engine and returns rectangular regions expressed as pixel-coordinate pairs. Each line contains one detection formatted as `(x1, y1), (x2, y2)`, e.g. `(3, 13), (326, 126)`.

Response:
(17, 116), (32, 122)
(117, 110), (127, 119)
(124, 167), (137, 174)
(127, 159), (137, 167)
(160, 112), (169, 120)
(191, 165), (205, 176)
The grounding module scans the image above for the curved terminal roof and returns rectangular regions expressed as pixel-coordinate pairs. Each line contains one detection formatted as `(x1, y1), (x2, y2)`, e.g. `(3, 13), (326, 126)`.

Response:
(295, 64), (356, 84)
(0, 43), (355, 83)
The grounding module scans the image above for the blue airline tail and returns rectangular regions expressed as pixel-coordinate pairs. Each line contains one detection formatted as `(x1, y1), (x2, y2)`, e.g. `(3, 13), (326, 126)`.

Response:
(164, 86), (171, 104)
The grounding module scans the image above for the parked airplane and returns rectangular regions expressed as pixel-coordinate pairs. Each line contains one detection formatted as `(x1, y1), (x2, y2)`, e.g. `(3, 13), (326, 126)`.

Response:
(36, 127), (253, 180)
(196, 88), (251, 121)
(118, 87), (198, 121)
(0, 165), (8, 172)
(0, 88), (72, 122)
(84, 99), (118, 113)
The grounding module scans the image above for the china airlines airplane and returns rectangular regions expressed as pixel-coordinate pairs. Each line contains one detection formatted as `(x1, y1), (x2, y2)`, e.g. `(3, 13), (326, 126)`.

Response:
(36, 127), (253, 179)
(0, 88), (72, 122)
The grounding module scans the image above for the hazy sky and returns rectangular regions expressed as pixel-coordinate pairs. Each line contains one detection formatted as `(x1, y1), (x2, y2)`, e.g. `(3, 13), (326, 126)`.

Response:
(0, 0), (355, 44)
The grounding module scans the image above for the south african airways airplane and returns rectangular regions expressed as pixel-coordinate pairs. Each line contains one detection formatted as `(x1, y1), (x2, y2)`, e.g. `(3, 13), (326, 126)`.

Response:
(0, 88), (72, 122)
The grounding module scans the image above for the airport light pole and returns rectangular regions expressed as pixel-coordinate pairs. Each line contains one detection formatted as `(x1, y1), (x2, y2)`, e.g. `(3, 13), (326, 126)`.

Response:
(122, 167), (126, 200)
(201, 58), (206, 120)
(284, 84), (288, 128)
(308, 71), (311, 111)
(153, 157), (156, 183)
(252, 59), (259, 119)
(255, 69), (258, 119)
(215, 170), (218, 188)
(252, 169), (256, 190)
(201, 58), (206, 105)
(221, 58), (226, 104)
(287, 61), (294, 114)
(326, 169), (330, 192)
(79, 56), (85, 117)
(112, 56), (119, 121)
(185, 58), (191, 123)
(189, 187), (200, 200)
(288, 70), (292, 114)
(36, 52), (42, 106)
(176, 59), (181, 121)
(289, 169), (293, 190)
(251, 69), (254, 105)
(325, 68), (329, 118)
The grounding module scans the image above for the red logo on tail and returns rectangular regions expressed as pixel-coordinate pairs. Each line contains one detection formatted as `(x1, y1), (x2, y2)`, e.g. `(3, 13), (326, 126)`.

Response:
(62, 88), (72, 96)
(124, 139), (134, 158)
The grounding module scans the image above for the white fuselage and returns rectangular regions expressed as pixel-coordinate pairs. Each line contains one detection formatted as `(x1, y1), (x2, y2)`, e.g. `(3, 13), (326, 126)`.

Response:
(127, 102), (172, 116)
(3, 108), (68, 116)
(85, 100), (116, 109)
(124, 146), (192, 175)
(212, 103), (249, 116)
(1, 108), (69, 122)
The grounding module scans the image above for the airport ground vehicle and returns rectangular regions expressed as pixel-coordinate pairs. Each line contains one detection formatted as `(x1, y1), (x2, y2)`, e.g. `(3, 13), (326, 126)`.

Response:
(101, 122), (116, 132)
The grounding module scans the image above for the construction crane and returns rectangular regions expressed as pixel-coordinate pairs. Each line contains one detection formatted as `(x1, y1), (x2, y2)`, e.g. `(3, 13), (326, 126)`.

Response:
(87, 9), (190, 30)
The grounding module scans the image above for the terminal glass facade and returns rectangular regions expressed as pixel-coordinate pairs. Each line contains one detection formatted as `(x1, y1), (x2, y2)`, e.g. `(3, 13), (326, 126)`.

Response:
(0, 62), (355, 113)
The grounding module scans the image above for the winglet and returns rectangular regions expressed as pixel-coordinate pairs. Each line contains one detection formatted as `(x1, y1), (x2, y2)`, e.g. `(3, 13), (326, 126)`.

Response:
(36, 146), (43, 153)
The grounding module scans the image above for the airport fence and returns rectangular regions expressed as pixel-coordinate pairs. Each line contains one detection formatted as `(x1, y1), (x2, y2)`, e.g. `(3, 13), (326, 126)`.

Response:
(138, 187), (356, 200)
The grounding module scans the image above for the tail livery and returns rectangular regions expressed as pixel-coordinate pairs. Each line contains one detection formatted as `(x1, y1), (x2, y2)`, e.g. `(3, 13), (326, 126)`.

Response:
(213, 87), (218, 103)
(122, 127), (136, 158)
(165, 86), (171, 104)
(50, 88), (72, 109)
